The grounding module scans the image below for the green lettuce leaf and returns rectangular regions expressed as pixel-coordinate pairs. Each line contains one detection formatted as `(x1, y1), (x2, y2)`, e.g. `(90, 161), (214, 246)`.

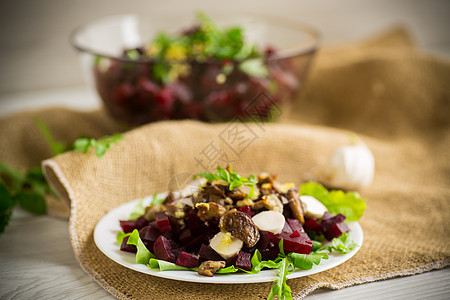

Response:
(320, 232), (358, 254)
(148, 258), (195, 271)
(127, 229), (154, 264)
(216, 265), (239, 274)
(116, 231), (131, 245)
(288, 252), (329, 270)
(129, 198), (145, 220)
(267, 257), (294, 300)
(300, 182), (366, 221)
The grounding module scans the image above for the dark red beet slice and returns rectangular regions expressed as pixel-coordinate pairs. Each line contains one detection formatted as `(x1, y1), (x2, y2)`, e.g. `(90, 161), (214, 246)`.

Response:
(198, 244), (224, 261)
(290, 230), (300, 238)
(120, 236), (137, 253)
(260, 242), (279, 261)
(303, 219), (322, 235)
(179, 228), (194, 245)
(206, 218), (220, 233)
(235, 251), (252, 271)
(119, 220), (138, 233)
(149, 220), (158, 229)
(135, 216), (149, 229)
(172, 247), (186, 260)
(176, 251), (199, 268)
(324, 222), (350, 240)
(155, 212), (172, 233)
(186, 210), (208, 235)
(272, 232), (313, 254)
(153, 235), (176, 262)
(256, 231), (274, 251)
(238, 206), (253, 217)
(226, 255), (237, 267)
(321, 214), (346, 233)
(286, 218), (304, 233)
(139, 225), (161, 243)
(183, 231), (211, 252)
(282, 221), (293, 234)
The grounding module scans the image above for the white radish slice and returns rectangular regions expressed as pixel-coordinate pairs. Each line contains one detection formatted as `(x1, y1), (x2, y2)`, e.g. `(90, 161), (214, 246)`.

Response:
(209, 232), (243, 259)
(252, 211), (285, 234)
(300, 195), (328, 219)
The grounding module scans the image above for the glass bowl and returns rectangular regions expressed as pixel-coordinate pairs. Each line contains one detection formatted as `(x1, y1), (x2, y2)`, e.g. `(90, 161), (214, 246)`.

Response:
(71, 13), (319, 126)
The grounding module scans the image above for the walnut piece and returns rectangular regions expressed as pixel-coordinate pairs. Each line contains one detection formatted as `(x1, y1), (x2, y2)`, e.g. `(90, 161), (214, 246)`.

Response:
(196, 202), (227, 221)
(198, 260), (226, 277)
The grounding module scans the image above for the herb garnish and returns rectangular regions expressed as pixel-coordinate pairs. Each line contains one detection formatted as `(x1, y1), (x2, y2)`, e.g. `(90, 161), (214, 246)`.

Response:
(194, 166), (258, 199)
(0, 119), (123, 233)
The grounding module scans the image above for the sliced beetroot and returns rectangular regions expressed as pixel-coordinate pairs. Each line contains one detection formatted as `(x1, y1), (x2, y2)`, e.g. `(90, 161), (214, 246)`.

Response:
(324, 222), (350, 240)
(119, 220), (138, 233)
(135, 216), (149, 229)
(235, 251), (252, 271)
(206, 218), (220, 233)
(155, 212), (172, 233)
(149, 220), (158, 229)
(198, 244), (223, 261)
(238, 205), (253, 217)
(272, 231), (313, 254)
(303, 219), (322, 235)
(282, 221), (293, 234)
(172, 247), (186, 260)
(176, 251), (199, 268)
(139, 225), (161, 243)
(153, 235), (176, 262)
(290, 230), (300, 238)
(260, 242), (279, 261)
(286, 218), (304, 233)
(184, 231), (211, 252)
(142, 240), (154, 252)
(179, 228), (194, 244)
(120, 236), (137, 253)
(169, 216), (183, 236)
(256, 231), (274, 251)
(321, 213), (346, 233)
(186, 209), (208, 236)
(226, 255), (237, 267)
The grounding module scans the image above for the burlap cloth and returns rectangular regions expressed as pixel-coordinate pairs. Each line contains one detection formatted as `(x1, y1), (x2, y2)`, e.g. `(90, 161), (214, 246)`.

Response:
(1, 28), (449, 299)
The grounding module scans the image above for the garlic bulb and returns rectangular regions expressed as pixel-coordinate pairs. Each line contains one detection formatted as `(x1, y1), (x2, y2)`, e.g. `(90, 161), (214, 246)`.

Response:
(322, 142), (375, 190)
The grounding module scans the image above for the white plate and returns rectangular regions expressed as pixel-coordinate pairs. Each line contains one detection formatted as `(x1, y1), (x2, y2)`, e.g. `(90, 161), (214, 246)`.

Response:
(94, 194), (363, 284)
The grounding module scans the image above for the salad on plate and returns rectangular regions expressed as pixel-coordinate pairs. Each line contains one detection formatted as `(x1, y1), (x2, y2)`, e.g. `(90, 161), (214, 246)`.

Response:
(114, 166), (366, 299)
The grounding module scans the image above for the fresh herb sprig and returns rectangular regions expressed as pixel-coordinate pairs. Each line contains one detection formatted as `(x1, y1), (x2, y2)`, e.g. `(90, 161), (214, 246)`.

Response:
(194, 166), (258, 199)
(73, 134), (123, 158)
(0, 119), (123, 233)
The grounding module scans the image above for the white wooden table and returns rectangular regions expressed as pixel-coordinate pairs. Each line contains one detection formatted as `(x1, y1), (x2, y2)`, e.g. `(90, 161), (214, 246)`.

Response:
(0, 1), (449, 299)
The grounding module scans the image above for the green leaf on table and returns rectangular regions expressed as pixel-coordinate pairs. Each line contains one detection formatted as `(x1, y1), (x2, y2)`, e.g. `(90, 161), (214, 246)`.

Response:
(148, 258), (194, 271)
(300, 182), (366, 221)
(0, 180), (14, 233)
(35, 117), (66, 155)
(73, 134), (123, 158)
(14, 191), (46, 215)
(0, 161), (26, 192)
(127, 229), (154, 264)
